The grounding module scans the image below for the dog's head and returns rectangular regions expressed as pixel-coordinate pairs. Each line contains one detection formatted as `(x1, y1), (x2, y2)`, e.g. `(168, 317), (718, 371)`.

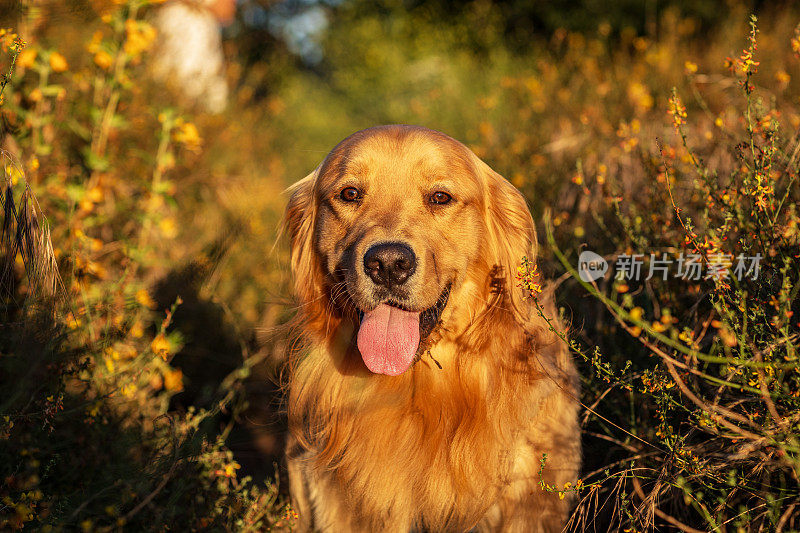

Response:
(285, 125), (536, 375)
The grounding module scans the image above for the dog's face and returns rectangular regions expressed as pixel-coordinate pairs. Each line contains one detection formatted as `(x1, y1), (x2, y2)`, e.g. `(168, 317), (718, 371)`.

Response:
(286, 125), (535, 376)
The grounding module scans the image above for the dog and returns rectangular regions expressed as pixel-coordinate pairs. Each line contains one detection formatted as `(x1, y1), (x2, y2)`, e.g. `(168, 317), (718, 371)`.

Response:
(283, 125), (580, 532)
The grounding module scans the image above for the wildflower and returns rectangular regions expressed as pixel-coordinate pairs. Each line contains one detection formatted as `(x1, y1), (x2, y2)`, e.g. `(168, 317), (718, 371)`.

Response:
(173, 121), (203, 152)
(516, 256), (543, 296)
(224, 461), (240, 477)
(163, 368), (183, 391)
(16, 48), (36, 68)
(736, 16), (760, 88)
(48, 52), (68, 72)
(86, 30), (103, 54)
(668, 92), (688, 131)
(94, 50), (113, 70)
(627, 82), (653, 111)
(283, 505), (300, 521)
(135, 288), (156, 308)
(793, 23), (800, 58)
(123, 19), (157, 58)
(130, 321), (144, 338)
(151, 334), (171, 359)
(684, 61), (698, 74)
(0, 29), (21, 52)
(159, 217), (178, 238)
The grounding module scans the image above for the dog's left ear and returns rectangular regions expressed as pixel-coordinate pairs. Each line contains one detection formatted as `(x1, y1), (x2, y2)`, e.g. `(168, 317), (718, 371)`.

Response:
(472, 154), (538, 320)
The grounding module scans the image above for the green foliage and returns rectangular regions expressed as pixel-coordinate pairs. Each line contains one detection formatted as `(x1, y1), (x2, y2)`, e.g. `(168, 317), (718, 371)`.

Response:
(0, 8), (293, 531)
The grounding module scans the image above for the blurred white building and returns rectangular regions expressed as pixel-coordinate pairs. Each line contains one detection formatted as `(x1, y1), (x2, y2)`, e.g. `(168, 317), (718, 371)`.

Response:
(151, 0), (235, 114)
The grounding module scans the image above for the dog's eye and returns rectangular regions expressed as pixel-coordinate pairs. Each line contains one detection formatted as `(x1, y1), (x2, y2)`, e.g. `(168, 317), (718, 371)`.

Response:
(339, 187), (361, 202)
(430, 191), (452, 205)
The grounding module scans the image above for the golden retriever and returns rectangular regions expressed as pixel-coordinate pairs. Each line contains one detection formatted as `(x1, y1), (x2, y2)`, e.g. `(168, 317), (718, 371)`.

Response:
(283, 125), (580, 532)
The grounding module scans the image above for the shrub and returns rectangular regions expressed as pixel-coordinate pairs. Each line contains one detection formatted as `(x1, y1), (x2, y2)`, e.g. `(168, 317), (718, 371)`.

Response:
(534, 15), (800, 531)
(0, 6), (292, 530)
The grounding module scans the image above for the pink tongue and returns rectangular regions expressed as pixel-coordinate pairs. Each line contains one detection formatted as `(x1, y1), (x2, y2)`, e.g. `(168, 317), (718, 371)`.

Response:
(357, 304), (421, 376)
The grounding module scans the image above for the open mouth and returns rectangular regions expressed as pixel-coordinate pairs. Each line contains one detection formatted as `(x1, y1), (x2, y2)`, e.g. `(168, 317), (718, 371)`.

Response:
(355, 284), (451, 376)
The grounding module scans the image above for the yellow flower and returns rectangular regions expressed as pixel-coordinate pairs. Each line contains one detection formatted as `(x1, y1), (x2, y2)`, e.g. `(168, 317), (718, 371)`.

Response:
(88, 186), (104, 203)
(17, 48), (37, 68)
(684, 61), (698, 74)
(668, 93), (688, 130)
(49, 52), (68, 72)
(86, 30), (103, 54)
(130, 321), (144, 338)
(159, 217), (178, 239)
(124, 19), (157, 58)
(163, 368), (183, 391)
(627, 82), (653, 111)
(224, 461), (240, 477)
(173, 122), (203, 151)
(151, 334), (170, 359)
(94, 50), (113, 70)
(135, 288), (156, 309)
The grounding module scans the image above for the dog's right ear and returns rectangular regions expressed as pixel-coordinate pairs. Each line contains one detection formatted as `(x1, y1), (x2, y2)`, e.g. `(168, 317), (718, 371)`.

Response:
(284, 169), (322, 313)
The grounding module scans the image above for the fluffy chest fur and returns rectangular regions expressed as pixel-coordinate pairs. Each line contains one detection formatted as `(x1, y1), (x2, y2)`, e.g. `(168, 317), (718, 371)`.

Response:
(289, 327), (557, 532)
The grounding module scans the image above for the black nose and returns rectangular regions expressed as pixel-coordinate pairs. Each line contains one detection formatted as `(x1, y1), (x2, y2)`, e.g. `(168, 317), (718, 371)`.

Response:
(363, 242), (417, 288)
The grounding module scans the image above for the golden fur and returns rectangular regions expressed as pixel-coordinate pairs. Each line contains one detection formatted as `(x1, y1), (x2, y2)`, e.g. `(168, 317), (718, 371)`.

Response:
(283, 125), (580, 532)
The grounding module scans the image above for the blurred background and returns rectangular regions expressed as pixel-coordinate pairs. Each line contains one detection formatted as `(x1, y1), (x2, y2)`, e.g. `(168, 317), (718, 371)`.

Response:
(1, 0), (800, 530)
